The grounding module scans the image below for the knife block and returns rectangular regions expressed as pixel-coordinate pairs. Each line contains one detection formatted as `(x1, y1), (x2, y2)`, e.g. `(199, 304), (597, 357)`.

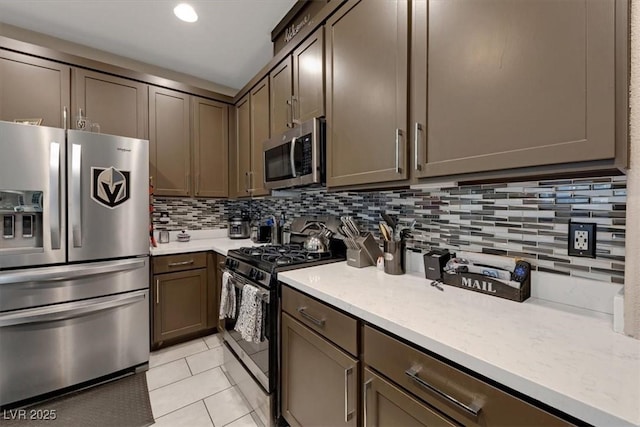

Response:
(347, 248), (372, 268)
(355, 233), (383, 265)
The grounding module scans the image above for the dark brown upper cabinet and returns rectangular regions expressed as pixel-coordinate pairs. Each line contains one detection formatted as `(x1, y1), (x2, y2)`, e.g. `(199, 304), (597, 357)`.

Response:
(271, 27), (325, 136)
(73, 68), (147, 139)
(0, 50), (70, 128)
(230, 93), (252, 198)
(412, 0), (619, 178)
(250, 77), (270, 197)
(230, 77), (270, 198)
(149, 86), (191, 197)
(293, 27), (325, 124)
(192, 97), (229, 198)
(325, 0), (409, 187)
(270, 57), (293, 136)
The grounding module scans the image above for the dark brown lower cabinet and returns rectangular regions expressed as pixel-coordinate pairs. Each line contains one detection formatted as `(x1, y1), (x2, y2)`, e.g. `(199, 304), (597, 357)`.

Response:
(153, 268), (207, 344)
(151, 252), (218, 349)
(363, 367), (458, 427)
(281, 313), (358, 427)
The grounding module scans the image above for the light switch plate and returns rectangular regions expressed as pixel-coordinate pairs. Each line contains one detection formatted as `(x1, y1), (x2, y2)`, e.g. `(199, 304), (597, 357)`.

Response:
(568, 221), (596, 258)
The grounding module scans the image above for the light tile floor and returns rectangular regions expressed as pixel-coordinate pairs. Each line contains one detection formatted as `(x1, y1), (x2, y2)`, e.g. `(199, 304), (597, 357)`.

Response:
(148, 333), (264, 427)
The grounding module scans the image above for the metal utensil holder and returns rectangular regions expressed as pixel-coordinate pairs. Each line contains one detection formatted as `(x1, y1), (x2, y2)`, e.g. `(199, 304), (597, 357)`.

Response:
(383, 240), (405, 275)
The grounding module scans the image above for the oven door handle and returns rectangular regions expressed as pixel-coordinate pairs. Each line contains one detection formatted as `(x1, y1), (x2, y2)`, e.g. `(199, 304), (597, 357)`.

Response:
(290, 137), (297, 178)
(0, 290), (147, 327)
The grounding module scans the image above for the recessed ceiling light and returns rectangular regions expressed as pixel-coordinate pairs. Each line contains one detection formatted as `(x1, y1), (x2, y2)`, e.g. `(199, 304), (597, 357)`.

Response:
(174, 3), (198, 23)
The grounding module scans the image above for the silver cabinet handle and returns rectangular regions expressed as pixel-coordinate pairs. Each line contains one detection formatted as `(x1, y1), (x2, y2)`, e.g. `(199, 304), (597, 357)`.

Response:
(344, 367), (354, 422)
(49, 142), (61, 250)
(63, 106), (68, 130)
(364, 379), (373, 427)
(290, 137), (297, 178)
(247, 171), (255, 192)
(414, 122), (422, 171)
(71, 143), (82, 247)
(286, 99), (293, 128)
(244, 172), (250, 193)
(405, 367), (482, 417)
(395, 129), (402, 174)
(291, 96), (300, 125)
(156, 279), (160, 304)
(296, 306), (325, 327)
(0, 290), (147, 327)
(167, 260), (194, 267)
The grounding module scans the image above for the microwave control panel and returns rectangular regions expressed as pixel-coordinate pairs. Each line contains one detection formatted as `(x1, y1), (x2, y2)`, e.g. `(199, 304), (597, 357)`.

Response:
(298, 134), (313, 175)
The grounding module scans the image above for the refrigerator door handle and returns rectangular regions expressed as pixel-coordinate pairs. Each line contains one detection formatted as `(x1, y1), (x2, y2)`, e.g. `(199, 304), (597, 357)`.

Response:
(49, 142), (61, 249)
(71, 143), (83, 247)
(0, 290), (147, 327)
(0, 258), (146, 286)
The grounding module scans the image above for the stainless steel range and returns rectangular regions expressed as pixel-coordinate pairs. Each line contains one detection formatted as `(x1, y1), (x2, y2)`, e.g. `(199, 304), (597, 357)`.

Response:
(221, 242), (345, 426)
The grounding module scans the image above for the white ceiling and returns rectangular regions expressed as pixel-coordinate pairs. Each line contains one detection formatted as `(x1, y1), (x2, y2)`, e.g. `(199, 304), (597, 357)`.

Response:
(0, 0), (297, 93)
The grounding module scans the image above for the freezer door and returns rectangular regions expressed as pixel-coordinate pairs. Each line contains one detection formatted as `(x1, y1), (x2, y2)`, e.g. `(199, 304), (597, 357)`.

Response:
(67, 130), (149, 262)
(0, 289), (149, 406)
(0, 121), (66, 269)
(0, 257), (149, 312)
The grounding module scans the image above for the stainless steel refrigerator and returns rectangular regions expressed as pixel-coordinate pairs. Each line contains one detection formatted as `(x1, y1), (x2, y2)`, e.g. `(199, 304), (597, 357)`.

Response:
(0, 120), (150, 407)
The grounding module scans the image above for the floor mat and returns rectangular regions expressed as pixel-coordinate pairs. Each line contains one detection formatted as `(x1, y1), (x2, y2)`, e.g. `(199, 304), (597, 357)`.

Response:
(0, 373), (154, 427)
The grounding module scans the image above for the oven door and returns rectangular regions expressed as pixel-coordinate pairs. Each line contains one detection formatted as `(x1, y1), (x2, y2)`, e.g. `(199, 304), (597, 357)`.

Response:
(220, 269), (272, 392)
(263, 118), (321, 190)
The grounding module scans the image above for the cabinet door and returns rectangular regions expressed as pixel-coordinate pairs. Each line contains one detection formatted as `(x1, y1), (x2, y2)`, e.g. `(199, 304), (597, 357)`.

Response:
(232, 93), (252, 198)
(0, 50), (70, 128)
(270, 57), (293, 137)
(193, 97), (228, 198)
(293, 27), (325, 123)
(149, 86), (191, 196)
(73, 68), (147, 139)
(250, 77), (270, 197)
(153, 268), (208, 344)
(415, 0), (616, 178)
(325, 0), (408, 188)
(363, 368), (457, 427)
(281, 313), (358, 427)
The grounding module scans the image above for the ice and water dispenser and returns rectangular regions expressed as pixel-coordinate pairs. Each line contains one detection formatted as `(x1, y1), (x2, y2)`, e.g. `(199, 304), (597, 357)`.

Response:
(0, 190), (44, 251)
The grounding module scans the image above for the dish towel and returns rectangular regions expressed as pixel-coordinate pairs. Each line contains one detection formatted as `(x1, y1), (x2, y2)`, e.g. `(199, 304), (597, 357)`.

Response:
(218, 272), (236, 319)
(234, 284), (263, 343)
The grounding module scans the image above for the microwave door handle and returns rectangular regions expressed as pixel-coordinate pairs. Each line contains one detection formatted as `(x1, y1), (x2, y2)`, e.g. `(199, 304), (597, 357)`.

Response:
(290, 137), (297, 178)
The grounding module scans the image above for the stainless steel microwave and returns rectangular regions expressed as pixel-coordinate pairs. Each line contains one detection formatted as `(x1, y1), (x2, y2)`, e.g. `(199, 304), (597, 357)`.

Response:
(263, 117), (325, 190)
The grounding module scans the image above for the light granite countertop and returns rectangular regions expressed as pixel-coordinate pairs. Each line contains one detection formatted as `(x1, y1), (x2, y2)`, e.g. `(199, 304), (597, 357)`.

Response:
(278, 262), (640, 427)
(150, 230), (251, 256)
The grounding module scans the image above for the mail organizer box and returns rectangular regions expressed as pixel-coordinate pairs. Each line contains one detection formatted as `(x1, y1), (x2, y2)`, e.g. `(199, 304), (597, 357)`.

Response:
(438, 251), (531, 302)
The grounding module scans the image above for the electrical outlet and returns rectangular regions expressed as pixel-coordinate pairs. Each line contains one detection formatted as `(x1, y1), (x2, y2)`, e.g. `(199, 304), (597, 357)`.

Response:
(568, 221), (596, 258)
(574, 230), (589, 250)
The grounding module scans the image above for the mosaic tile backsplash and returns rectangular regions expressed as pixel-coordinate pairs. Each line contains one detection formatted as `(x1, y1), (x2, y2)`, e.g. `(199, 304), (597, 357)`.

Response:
(154, 175), (627, 284)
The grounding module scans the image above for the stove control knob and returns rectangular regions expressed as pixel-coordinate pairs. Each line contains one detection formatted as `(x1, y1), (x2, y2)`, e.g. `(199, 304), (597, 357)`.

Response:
(248, 268), (256, 279)
(254, 271), (264, 281)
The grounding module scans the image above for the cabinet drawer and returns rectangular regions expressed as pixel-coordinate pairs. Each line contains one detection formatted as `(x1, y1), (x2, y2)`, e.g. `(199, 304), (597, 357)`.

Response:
(153, 252), (207, 274)
(363, 326), (571, 427)
(282, 286), (358, 357)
